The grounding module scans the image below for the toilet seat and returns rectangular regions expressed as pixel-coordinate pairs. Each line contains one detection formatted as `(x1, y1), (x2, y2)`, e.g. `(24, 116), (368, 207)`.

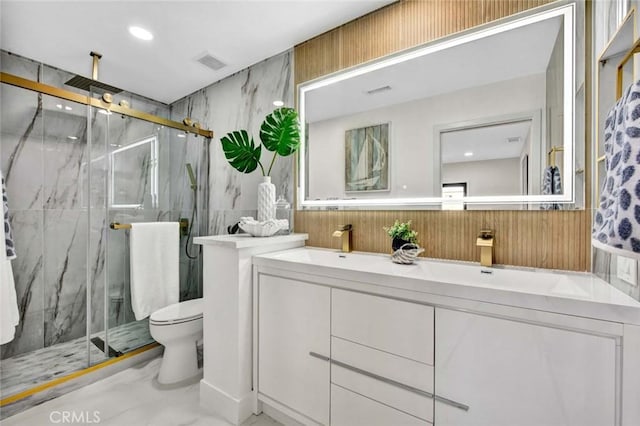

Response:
(150, 298), (203, 325)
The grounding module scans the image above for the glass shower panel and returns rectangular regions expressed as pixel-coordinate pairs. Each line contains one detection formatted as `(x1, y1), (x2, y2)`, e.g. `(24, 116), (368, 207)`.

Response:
(0, 83), (45, 361)
(87, 99), (110, 365)
(40, 94), (88, 351)
(104, 113), (170, 359)
(169, 129), (207, 302)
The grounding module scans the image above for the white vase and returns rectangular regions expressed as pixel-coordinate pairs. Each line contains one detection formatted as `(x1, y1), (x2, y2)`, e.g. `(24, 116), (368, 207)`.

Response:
(257, 176), (276, 221)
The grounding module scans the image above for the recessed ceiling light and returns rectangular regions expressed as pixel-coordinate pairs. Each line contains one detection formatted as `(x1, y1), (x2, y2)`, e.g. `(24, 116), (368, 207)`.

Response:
(464, 152), (474, 157)
(56, 104), (63, 109)
(177, 133), (186, 138)
(65, 106), (72, 111)
(129, 26), (153, 41)
(67, 136), (78, 140)
(273, 100), (284, 107)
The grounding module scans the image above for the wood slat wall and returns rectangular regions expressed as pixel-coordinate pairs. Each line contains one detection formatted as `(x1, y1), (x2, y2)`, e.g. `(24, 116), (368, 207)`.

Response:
(295, 210), (587, 271)
(294, 0), (592, 271)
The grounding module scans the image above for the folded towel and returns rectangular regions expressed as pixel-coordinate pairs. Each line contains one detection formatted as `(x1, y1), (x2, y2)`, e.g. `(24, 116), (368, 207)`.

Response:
(238, 216), (289, 237)
(0, 208), (19, 344)
(541, 165), (563, 210)
(2, 170), (16, 260)
(130, 222), (179, 320)
(593, 80), (640, 258)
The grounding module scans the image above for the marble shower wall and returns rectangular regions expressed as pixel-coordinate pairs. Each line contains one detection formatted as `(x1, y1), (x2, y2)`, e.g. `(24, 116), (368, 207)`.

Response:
(1, 51), (202, 359)
(170, 50), (294, 236)
(0, 51), (94, 358)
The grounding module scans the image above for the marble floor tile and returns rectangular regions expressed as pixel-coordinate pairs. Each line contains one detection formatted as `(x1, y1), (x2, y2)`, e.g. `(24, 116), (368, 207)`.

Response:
(2, 357), (281, 426)
(1, 320), (153, 401)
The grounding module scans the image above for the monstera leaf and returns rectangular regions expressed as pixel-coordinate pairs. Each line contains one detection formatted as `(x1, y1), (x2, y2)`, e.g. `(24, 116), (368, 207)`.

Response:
(260, 107), (300, 157)
(220, 107), (301, 176)
(220, 130), (264, 174)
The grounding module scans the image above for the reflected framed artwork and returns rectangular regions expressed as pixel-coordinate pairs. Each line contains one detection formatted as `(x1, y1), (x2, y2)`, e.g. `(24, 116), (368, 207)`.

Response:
(345, 123), (390, 192)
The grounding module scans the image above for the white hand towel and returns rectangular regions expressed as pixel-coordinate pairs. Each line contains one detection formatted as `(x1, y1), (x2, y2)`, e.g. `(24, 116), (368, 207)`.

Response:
(0, 210), (19, 344)
(130, 222), (179, 320)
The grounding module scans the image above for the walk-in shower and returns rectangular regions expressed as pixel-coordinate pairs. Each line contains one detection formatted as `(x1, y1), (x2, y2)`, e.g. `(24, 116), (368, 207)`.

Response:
(0, 51), (211, 418)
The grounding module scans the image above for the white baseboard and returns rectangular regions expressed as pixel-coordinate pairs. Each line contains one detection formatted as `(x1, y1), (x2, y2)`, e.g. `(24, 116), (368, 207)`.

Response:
(258, 393), (320, 426)
(262, 402), (306, 426)
(199, 379), (253, 425)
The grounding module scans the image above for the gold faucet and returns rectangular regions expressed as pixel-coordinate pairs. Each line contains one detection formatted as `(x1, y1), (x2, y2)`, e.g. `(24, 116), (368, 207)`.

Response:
(476, 229), (494, 267)
(332, 224), (353, 253)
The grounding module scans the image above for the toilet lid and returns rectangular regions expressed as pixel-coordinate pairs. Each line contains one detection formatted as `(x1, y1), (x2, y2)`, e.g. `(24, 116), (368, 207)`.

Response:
(150, 298), (203, 324)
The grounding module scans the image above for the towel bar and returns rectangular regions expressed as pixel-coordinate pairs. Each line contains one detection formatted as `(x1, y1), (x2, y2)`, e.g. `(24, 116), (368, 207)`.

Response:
(110, 222), (132, 230)
(616, 37), (640, 99)
(547, 146), (564, 167)
(109, 221), (189, 235)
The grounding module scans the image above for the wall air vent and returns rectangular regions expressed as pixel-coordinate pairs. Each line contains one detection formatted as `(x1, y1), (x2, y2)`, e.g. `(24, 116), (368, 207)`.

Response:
(196, 53), (226, 71)
(366, 85), (392, 95)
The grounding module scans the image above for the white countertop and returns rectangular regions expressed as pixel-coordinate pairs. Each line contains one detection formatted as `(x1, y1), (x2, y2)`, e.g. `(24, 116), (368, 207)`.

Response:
(253, 247), (640, 325)
(194, 233), (308, 249)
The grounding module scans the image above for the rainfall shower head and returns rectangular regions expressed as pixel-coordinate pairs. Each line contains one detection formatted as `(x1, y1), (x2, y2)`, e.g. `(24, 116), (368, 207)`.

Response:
(64, 51), (123, 94)
(64, 75), (123, 94)
(186, 163), (197, 191)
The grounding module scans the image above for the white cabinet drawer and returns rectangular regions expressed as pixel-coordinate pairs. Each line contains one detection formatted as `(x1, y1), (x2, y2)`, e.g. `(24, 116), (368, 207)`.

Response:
(332, 288), (434, 364)
(331, 337), (433, 394)
(331, 337), (434, 422)
(331, 384), (431, 426)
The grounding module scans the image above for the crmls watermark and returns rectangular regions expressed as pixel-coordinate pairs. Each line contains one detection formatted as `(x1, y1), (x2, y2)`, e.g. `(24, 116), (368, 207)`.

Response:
(49, 411), (101, 424)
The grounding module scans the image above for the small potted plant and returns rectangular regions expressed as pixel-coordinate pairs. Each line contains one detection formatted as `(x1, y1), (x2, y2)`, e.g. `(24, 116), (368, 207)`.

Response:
(384, 220), (419, 251)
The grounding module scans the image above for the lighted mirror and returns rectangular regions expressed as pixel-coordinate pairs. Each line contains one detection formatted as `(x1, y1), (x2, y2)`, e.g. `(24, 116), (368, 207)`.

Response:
(299, 3), (583, 210)
(110, 135), (158, 209)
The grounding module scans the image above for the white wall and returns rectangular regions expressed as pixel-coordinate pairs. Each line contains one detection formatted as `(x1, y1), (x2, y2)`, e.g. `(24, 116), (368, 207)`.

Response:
(307, 73), (546, 200)
(442, 157), (521, 197)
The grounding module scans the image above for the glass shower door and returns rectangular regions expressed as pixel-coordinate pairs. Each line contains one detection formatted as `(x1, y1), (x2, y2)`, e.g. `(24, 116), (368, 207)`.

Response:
(88, 94), (169, 364)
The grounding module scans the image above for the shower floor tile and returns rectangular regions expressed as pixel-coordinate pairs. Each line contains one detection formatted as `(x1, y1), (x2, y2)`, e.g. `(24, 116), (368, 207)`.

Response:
(0, 320), (153, 401)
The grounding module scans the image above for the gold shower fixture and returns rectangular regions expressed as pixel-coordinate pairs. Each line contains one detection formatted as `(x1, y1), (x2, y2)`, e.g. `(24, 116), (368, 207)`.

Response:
(90, 51), (102, 80)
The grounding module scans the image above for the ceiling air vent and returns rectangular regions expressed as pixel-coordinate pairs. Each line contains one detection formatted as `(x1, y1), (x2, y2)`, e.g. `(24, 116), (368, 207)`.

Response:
(507, 136), (522, 143)
(196, 53), (226, 71)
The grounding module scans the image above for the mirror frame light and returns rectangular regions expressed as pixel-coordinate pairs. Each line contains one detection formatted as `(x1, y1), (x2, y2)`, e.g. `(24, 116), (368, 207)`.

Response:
(297, 3), (575, 209)
(109, 135), (159, 209)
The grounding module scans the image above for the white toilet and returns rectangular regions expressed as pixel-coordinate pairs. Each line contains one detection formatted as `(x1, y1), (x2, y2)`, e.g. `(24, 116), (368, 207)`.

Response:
(149, 298), (203, 384)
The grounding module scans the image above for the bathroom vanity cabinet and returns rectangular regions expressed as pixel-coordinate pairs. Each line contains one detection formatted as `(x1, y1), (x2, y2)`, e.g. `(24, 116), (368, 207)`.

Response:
(434, 309), (615, 425)
(258, 275), (330, 425)
(252, 248), (640, 426)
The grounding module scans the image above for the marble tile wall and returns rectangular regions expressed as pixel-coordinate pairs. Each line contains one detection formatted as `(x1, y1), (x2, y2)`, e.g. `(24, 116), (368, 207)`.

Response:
(1, 47), (293, 360)
(169, 50), (294, 237)
(0, 50), (202, 360)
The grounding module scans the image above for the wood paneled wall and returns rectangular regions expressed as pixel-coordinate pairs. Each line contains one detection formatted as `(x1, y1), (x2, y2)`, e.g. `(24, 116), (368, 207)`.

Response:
(295, 0), (555, 84)
(294, 0), (592, 271)
(296, 210), (588, 271)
